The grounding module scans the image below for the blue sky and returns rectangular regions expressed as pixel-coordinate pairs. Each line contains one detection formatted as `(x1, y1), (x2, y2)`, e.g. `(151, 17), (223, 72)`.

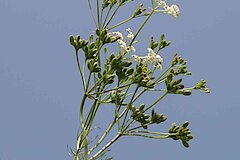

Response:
(1, 0), (240, 159)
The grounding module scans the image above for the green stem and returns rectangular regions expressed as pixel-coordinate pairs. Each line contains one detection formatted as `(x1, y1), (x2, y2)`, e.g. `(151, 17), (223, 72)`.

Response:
(87, 0), (98, 27)
(129, 10), (154, 46)
(104, 4), (121, 28)
(75, 94), (88, 159)
(128, 130), (169, 135)
(108, 16), (134, 30)
(132, 88), (147, 103)
(103, 6), (113, 27)
(75, 51), (86, 90)
(89, 120), (116, 153)
(155, 65), (172, 82)
(89, 83), (132, 95)
(144, 91), (168, 112)
(97, 0), (101, 28)
(121, 86), (139, 131)
(131, 66), (172, 103)
(124, 133), (168, 139)
(89, 133), (122, 160)
(123, 92), (168, 132)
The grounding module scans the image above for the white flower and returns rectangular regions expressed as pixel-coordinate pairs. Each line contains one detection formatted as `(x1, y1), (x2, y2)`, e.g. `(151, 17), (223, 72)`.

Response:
(112, 31), (124, 40)
(128, 45), (136, 52)
(146, 48), (163, 69)
(156, 0), (180, 18)
(155, 63), (163, 70)
(117, 39), (136, 53)
(132, 48), (163, 70)
(132, 55), (141, 63)
(157, 0), (167, 7)
(168, 4), (180, 17)
(117, 39), (128, 52)
(126, 28), (134, 40)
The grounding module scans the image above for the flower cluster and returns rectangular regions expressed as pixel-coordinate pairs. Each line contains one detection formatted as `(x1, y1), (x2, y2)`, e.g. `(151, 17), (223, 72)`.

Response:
(132, 48), (163, 70)
(156, 0), (180, 18)
(111, 31), (124, 40)
(126, 28), (134, 40)
(117, 40), (136, 53)
(115, 28), (136, 53)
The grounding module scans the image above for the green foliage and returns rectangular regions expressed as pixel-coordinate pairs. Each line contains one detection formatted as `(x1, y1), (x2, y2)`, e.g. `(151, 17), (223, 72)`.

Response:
(68, 0), (210, 159)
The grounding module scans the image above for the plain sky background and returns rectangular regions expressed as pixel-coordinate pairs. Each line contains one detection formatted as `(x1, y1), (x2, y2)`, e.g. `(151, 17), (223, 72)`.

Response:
(1, 0), (240, 159)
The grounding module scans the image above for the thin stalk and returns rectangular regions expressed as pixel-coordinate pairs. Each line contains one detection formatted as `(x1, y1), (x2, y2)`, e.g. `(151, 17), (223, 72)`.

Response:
(121, 86), (139, 131)
(89, 133), (122, 160)
(104, 4), (121, 28)
(97, 0), (101, 28)
(103, 6), (113, 27)
(76, 94), (87, 159)
(87, 0), (98, 27)
(123, 92), (168, 132)
(100, 8), (104, 29)
(88, 69), (113, 93)
(89, 83), (132, 95)
(155, 65), (172, 82)
(129, 130), (169, 135)
(132, 88), (147, 103)
(89, 120), (116, 153)
(86, 99), (99, 132)
(129, 10), (155, 46)
(144, 91), (168, 112)
(132, 66), (172, 103)
(124, 133), (168, 139)
(75, 51), (86, 90)
(108, 16), (134, 30)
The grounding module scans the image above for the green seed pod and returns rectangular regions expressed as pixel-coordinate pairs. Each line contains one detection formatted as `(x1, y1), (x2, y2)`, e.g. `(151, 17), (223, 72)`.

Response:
(169, 123), (177, 133)
(126, 68), (134, 76)
(76, 35), (80, 41)
(182, 90), (192, 96)
(87, 60), (94, 72)
(139, 104), (145, 110)
(173, 78), (182, 85)
(96, 29), (101, 36)
(187, 134), (193, 140)
(93, 67), (101, 73)
(181, 121), (189, 128)
(121, 61), (132, 67)
(69, 36), (75, 46)
(182, 141), (189, 148)
(89, 42), (95, 49)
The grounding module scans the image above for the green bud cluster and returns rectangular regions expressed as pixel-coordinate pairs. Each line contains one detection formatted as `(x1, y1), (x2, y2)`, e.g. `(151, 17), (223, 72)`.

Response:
(171, 53), (191, 75)
(102, 0), (117, 10)
(129, 105), (167, 129)
(98, 72), (115, 86)
(96, 29), (122, 44)
(97, 52), (134, 87)
(193, 80), (210, 93)
(168, 121), (193, 148)
(109, 54), (134, 83)
(69, 35), (88, 52)
(150, 34), (170, 51)
(119, 0), (132, 5)
(129, 104), (151, 129)
(132, 63), (155, 88)
(165, 73), (192, 96)
(109, 90), (126, 105)
(132, 4), (146, 18)
(88, 59), (101, 73)
(151, 109), (167, 124)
